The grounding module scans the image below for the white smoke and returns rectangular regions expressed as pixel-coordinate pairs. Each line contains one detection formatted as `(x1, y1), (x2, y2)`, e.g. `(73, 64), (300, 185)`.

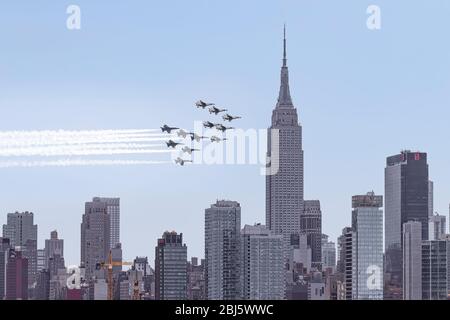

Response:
(0, 129), (179, 168)
(0, 159), (170, 168)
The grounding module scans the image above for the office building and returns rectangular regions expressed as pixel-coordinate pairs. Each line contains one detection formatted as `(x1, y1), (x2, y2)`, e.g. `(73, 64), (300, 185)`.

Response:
(352, 192), (384, 300)
(403, 221), (422, 300)
(205, 200), (241, 300)
(241, 224), (284, 300)
(266, 26), (304, 249)
(301, 200), (322, 270)
(81, 199), (110, 280)
(2, 211), (38, 288)
(155, 231), (187, 300)
(385, 151), (429, 299)
(93, 197), (120, 249)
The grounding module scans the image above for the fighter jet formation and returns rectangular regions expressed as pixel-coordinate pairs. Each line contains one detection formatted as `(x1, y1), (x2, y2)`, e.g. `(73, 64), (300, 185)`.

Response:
(208, 106), (227, 115)
(174, 157), (193, 166)
(214, 124), (234, 132)
(210, 136), (227, 143)
(181, 146), (199, 155)
(161, 124), (179, 133)
(222, 113), (241, 122)
(195, 100), (215, 109)
(166, 140), (183, 148)
(161, 99), (242, 166)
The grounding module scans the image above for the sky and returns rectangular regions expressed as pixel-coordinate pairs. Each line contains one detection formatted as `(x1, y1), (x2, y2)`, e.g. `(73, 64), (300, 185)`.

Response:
(0, 1), (450, 266)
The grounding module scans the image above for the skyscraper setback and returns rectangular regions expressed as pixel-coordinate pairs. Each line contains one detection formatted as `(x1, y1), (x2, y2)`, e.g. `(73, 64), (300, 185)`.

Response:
(81, 199), (111, 281)
(94, 197), (120, 249)
(266, 26), (304, 248)
(384, 151), (429, 299)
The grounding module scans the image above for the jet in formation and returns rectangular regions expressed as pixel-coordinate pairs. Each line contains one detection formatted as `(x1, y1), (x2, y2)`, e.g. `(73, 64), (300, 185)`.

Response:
(166, 140), (183, 148)
(177, 129), (192, 139)
(208, 106), (227, 115)
(181, 146), (199, 155)
(214, 124), (234, 132)
(203, 121), (217, 129)
(210, 136), (227, 143)
(195, 100), (215, 109)
(222, 113), (241, 122)
(175, 157), (193, 166)
(161, 124), (179, 134)
(190, 133), (208, 142)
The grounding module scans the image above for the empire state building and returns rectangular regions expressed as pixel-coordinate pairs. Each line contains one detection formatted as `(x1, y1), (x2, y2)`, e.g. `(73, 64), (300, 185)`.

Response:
(266, 26), (304, 246)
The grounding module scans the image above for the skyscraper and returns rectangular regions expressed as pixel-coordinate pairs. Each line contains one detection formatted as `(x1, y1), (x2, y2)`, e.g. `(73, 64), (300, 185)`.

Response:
(154, 231), (187, 300)
(81, 199), (111, 280)
(205, 200), (241, 300)
(385, 151), (429, 299)
(6, 249), (28, 300)
(2, 211), (38, 288)
(428, 213), (446, 241)
(337, 227), (354, 300)
(301, 200), (322, 270)
(402, 221), (422, 300)
(351, 192), (384, 300)
(93, 197), (120, 249)
(240, 224), (285, 300)
(321, 234), (336, 271)
(422, 240), (449, 300)
(428, 180), (434, 218)
(44, 230), (64, 269)
(266, 26), (304, 248)
(187, 257), (206, 300)
(0, 238), (11, 299)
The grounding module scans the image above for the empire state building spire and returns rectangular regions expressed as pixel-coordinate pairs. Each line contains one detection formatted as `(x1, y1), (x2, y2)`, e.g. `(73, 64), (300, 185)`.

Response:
(277, 25), (293, 108)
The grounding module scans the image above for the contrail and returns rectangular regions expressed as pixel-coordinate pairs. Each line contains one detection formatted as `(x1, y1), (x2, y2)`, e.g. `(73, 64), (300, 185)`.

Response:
(0, 129), (159, 137)
(0, 147), (174, 157)
(0, 136), (178, 147)
(0, 128), (180, 168)
(0, 159), (170, 168)
(0, 130), (178, 147)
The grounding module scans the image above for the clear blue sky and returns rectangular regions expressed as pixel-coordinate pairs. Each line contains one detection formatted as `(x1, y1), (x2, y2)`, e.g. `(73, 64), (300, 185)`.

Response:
(1, 1), (449, 266)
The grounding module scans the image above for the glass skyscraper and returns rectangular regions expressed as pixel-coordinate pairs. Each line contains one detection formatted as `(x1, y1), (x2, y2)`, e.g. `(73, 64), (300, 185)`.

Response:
(351, 192), (384, 300)
(385, 151), (429, 299)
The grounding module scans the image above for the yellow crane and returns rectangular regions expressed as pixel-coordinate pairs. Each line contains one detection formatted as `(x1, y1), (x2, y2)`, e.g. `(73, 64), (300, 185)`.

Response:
(98, 250), (133, 300)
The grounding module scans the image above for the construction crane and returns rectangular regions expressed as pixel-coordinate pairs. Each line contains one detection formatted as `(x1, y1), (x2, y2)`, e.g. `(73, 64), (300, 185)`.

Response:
(97, 250), (133, 300)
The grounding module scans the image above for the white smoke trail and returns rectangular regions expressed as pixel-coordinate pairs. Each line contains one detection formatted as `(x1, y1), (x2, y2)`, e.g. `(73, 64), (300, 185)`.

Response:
(0, 129), (159, 137)
(0, 136), (178, 147)
(0, 147), (175, 157)
(0, 129), (180, 168)
(0, 159), (170, 168)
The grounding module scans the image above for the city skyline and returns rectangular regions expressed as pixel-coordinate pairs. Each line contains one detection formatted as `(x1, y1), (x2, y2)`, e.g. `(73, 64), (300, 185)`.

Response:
(1, 1), (450, 270)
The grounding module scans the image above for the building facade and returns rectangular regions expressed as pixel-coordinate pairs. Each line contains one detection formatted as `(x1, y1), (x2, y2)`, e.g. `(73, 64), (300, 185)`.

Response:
(301, 200), (322, 270)
(44, 230), (64, 269)
(385, 151), (429, 299)
(266, 26), (304, 250)
(205, 200), (241, 300)
(155, 231), (187, 300)
(241, 224), (284, 300)
(352, 192), (384, 300)
(93, 197), (120, 249)
(422, 240), (449, 300)
(6, 249), (28, 300)
(403, 221), (423, 300)
(81, 199), (111, 280)
(2, 211), (38, 288)
(321, 234), (336, 271)
(428, 213), (446, 241)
